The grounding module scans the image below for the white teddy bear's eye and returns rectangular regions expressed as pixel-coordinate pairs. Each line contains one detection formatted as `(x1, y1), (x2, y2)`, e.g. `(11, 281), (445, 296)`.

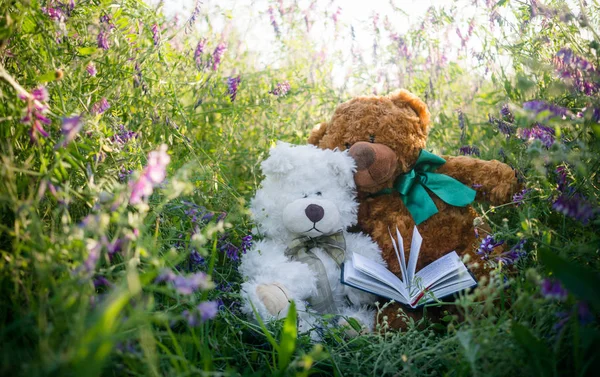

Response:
(316, 192), (322, 196)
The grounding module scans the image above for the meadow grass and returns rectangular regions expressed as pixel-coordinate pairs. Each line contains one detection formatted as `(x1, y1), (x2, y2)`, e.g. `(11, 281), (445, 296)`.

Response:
(0, 1), (599, 376)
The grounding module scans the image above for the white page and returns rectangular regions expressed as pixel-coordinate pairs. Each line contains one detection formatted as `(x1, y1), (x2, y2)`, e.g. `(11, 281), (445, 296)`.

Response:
(343, 259), (409, 304)
(389, 227), (408, 288)
(415, 278), (477, 306)
(407, 226), (422, 284)
(352, 253), (407, 296)
(412, 251), (462, 297)
(428, 264), (474, 292)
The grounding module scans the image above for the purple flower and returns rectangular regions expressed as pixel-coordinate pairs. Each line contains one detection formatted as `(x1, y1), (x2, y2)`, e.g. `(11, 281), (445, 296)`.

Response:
(93, 276), (112, 289)
(268, 6), (280, 37)
(540, 278), (568, 301)
(86, 62), (97, 76)
(512, 188), (530, 205)
(91, 98), (110, 115)
(553, 48), (599, 95)
(172, 272), (210, 295)
(552, 193), (597, 225)
(42, 6), (64, 21)
(111, 124), (138, 145)
(190, 250), (205, 266)
(32, 86), (49, 102)
(155, 268), (177, 283)
(488, 114), (515, 136)
(476, 235), (504, 261)
(518, 123), (555, 148)
(194, 38), (207, 70)
(97, 30), (109, 50)
(227, 75), (241, 102)
(501, 104), (515, 122)
(129, 145), (170, 204)
(496, 239), (527, 265)
(240, 234), (252, 254)
(183, 301), (219, 326)
(151, 24), (160, 46)
(269, 81), (290, 97)
(211, 42), (227, 71)
(523, 100), (569, 121)
(459, 145), (480, 156)
(185, 0), (201, 34)
(59, 115), (83, 147)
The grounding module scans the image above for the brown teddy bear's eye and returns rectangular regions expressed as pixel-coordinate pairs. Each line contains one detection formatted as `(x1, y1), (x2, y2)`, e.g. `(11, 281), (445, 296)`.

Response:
(369, 135), (375, 143)
(344, 143), (351, 150)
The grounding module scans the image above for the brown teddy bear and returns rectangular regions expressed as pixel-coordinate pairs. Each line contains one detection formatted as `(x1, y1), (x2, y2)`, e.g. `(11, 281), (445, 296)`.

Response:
(308, 89), (520, 329)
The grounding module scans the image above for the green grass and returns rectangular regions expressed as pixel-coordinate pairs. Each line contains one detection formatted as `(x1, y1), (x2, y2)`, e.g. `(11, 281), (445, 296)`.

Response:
(0, 1), (599, 376)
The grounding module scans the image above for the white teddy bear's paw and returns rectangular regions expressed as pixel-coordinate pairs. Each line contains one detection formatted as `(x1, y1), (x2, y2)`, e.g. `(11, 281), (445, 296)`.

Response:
(256, 283), (290, 315)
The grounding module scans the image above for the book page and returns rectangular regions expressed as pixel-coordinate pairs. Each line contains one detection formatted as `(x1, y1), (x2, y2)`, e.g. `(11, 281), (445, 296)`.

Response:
(415, 278), (477, 306)
(412, 251), (462, 298)
(351, 252), (407, 298)
(407, 226), (422, 284)
(389, 227), (408, 286)
(428, 264), (475, 292)
(342, 259), (409, 304)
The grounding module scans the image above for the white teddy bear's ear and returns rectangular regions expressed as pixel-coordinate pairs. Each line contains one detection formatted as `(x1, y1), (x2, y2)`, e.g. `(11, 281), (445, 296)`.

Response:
(326, 150), (357, 190)
(260, 141), (296, 176)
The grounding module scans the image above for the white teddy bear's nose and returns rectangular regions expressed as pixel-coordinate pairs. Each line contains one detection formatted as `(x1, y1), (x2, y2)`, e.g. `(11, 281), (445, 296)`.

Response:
(305, 204), (324, 223)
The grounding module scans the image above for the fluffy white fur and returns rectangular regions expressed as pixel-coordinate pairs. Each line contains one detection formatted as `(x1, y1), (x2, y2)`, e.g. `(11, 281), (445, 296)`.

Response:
(239, 141), (386, 337)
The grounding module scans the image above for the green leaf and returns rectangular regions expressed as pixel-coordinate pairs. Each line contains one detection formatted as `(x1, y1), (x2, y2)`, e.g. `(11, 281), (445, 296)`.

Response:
(37, 70), (56, 83)
(511, 322), (553, 377)
(538, 248), (600, 311)
(78, 47), (97, 56)
(278, 300), (297, 373)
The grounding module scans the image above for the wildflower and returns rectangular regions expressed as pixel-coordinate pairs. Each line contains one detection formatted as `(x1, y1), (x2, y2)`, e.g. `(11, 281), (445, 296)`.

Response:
(211, 42), (227, 71)
(151, 24), (160, 46)
(75, 239), (101, 276)
(97, 30), (109, 50)
(269, 81), (290, 96)
(172, 272), (211, 294)
(93, 276), (112, 289)
(476, 235), (504, 261)
(19, 86), (51, 143)
(488, 114), (515, 136)
(118, 168), (133, 182)
(459, 145), (480, 156)
(190, 250), (205, 266)
(540, 278), (568, 301)
(129, 145), (170, 204)
(58, 115), (83, 147)
(186, 0), (201, 34)
(110, 124), (138, 145)
(155, 268), (177, 283)
(268, 6), (280, 37)
(332, 7), (342, 28)
(523, 100), (569, 121)
(240, 234), (252, 254)
(91, 98), (110, 115)
(86, 62), (97, 76)
(553, 48), (599, 95)
(227, 75), (241, 102)
(501, 104), (514, 122)
(42, 5), (64, 21)
(194, 38), (207, 70)
(518, 123), (555, 148)
(512, 188), (530, 205)
(496, 239), (527, 265)
(31, 86), (49, 102)
(552, 193), (597, 225)
(183, 301), (219, 326)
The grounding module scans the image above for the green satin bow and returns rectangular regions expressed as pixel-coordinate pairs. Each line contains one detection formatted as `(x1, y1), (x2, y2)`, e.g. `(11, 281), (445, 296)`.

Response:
(375, 150), (476, 225)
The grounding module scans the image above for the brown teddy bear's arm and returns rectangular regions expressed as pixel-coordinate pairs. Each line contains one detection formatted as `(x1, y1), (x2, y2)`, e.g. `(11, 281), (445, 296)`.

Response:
(436, 155), (521, 205)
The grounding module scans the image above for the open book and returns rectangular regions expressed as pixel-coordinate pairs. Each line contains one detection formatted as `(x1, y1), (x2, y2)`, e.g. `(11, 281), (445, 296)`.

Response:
(341, 227), (477, 308)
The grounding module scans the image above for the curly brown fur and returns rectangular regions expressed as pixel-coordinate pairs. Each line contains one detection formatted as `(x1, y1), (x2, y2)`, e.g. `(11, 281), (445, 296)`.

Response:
(309, 89), (520, 330)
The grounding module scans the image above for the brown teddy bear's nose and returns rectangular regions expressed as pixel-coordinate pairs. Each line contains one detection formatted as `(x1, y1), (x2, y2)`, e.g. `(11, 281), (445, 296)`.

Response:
(348, 141), (398, 191)
(305, 204), (324, 223)
(348, 142), (376, 170)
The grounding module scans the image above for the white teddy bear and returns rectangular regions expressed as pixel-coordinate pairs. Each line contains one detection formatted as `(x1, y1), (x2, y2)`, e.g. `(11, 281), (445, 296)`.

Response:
(239, 141), (386, 336)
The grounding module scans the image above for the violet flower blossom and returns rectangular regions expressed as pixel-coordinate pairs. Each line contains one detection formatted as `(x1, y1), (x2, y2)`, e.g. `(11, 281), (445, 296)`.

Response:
(518, 123), (555, 148)
(459, 145), (480, 156)
(20, 86), (51, 143)
(540, 278), (568, 301)
(268, 6), (280, 37)
(476, 235), (504, 261)
(488, 114), (515, 136)
(183, 301), (219, 326)
(552, 193), (597, 225)
(129, 144), (171, 204)
(194, 38), (207, 70)
(151, 24), (160, 46)
(523, 100), (569, 121)
(91, 98), (110, 115)
(86, 62), (97, 76)
(211, 42), (227, 71)
(512, 188), (530, 205)
(227, 75), (241, 102)
(553, 48), (599, 95)
(270, 81), (290, 97)
(58, 115), (83, 147)
(154, 268), (212, 295)
(97, 30), (109, 50)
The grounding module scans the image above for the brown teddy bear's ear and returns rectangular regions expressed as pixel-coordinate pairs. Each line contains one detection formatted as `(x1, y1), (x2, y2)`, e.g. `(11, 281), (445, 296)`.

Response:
(308, 122), (328, 145)
(389, 89), (430, 134)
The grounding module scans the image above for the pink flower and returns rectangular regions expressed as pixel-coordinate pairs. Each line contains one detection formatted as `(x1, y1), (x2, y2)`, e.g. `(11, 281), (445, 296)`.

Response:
(129, 145), (170, 204)
(86, 62), (97, 76)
